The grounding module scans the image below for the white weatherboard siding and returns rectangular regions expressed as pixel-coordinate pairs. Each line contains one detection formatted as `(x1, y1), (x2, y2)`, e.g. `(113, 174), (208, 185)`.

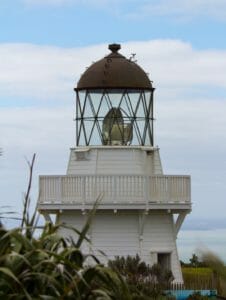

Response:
(67, 147), (163, 176)
(91, 213), (139, 260)
(57, 210), (183, 282)
(142, 213), (183, 282)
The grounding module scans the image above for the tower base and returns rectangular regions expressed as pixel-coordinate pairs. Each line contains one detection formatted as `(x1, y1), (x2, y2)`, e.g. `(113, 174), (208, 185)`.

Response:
(57, 209), (183, 283)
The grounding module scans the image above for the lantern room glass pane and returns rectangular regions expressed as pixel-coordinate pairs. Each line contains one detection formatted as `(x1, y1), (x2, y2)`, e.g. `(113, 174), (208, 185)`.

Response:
(76, 89), (153, 146)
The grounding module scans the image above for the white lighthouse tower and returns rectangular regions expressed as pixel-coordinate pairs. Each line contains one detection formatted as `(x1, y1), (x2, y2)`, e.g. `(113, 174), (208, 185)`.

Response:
(37, 44), (191, 283)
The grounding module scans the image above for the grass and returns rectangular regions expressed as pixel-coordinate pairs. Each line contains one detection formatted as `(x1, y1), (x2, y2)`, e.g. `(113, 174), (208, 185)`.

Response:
(182, 268), (213, 276)
(182, 268), (217, 290)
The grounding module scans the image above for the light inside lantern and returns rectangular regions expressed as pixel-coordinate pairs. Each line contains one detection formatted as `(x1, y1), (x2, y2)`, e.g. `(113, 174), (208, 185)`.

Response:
(102, 107), (133, 145)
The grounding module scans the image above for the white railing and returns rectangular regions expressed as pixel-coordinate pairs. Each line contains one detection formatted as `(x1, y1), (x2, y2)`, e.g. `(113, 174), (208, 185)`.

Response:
(38, 175), (191, 205)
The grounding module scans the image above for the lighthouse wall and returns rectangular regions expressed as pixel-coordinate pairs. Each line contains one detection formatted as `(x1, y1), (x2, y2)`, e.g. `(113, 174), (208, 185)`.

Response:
(58, 210), (183, 283)
(67, 147), (163, 176)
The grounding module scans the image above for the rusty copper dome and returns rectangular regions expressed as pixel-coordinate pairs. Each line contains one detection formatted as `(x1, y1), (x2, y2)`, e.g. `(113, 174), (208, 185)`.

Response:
(75, 44), (152, 90)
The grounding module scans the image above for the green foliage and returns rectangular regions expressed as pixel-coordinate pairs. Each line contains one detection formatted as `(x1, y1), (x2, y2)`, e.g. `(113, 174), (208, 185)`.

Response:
(108, 255), (174, 299)
(190, 254), (200, 267)
(0, 219), (135, 299)
(0, 223), (173, 299)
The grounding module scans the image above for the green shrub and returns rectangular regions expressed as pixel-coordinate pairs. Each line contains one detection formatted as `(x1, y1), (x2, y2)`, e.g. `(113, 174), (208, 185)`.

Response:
(108, 255), (174, 299)
(0, 221), (136, 299)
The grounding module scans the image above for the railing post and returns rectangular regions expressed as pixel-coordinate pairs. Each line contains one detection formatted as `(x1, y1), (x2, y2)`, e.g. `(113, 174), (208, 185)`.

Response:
(145, 176), (149, 209)
(39, 176), (43, 203)
(94, 175), (97, 201)
(113, 175), (117, 204)
(57, 176), (62, 203)
(167, 176), (171, 203)
(188, 176), (191, 203)
(82, 176), (86, 205)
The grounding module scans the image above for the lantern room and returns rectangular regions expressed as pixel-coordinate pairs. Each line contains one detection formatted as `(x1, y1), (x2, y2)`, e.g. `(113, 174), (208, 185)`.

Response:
(74, 44), (154, 146)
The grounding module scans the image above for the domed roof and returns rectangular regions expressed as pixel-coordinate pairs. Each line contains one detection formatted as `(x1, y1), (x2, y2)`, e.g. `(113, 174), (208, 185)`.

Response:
(75, 44), (152, 90)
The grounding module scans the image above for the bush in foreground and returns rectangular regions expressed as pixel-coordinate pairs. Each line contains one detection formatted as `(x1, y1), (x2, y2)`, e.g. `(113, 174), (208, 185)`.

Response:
(109, 255), (174, 299)
(0, 222), (134, 299)
(0, 221), (174, 299)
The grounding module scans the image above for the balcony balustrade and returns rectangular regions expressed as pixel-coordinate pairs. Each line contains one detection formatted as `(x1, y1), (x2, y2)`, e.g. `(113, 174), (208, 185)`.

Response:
(38, 175), (191, 210)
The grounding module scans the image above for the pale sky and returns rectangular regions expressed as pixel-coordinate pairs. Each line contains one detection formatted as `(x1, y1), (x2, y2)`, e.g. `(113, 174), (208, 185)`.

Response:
(0, 0), (226, 260)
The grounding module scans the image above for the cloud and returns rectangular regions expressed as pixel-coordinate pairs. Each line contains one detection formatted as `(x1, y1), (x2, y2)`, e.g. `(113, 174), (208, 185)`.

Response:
(123, 40), (226, 89)
(0, 106), (74, 151)
(0, 43), (107, 101)
(182, 218), (226, 231)
(21, 0), (226, 21)
(125, 0), (226, 21)
(0, 106), (74, 221)
(177, 228), (226, 262)
(1, 40), (226, 102)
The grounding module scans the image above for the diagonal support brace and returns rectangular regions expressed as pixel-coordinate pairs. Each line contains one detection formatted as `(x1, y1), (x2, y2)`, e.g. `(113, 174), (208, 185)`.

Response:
(175, 212), (187, 236)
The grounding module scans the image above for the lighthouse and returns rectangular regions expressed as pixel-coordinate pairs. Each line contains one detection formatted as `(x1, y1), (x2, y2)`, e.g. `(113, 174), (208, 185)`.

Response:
(37, 44), (191, 283)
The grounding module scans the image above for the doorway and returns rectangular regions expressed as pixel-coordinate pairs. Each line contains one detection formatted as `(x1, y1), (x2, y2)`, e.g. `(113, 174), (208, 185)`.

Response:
(157, 252), (171, 271)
